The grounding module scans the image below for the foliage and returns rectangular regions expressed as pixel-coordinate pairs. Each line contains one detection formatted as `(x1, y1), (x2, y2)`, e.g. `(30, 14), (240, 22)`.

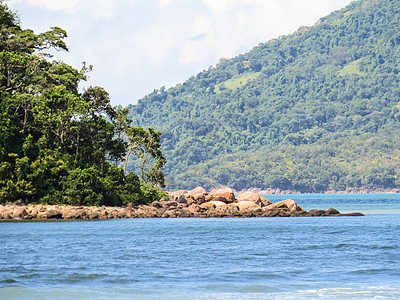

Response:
(127, 0), (400, 192)
(0, 3), (165, 205)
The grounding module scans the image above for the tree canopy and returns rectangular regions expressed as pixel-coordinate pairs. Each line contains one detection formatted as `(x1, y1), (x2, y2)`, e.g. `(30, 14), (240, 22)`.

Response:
(0, 3), (166, 205)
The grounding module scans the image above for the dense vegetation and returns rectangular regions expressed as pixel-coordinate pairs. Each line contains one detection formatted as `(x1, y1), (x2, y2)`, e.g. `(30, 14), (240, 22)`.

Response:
(0, 4), (166, 205)
(128, 0), (400, 192)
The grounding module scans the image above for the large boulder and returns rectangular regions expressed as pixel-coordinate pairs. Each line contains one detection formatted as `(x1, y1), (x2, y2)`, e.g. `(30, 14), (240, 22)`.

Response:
(188, 187), (207, 197)
(236, 201), (261, 212)
(206, 188), (236, 204)
(187, 187), (208, 205)
(236, 192), (272, 207)
(236, 192), (259, 202)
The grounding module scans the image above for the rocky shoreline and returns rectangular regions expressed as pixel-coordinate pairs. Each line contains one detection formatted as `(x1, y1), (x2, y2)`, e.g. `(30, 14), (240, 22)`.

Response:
(0, 187), (364, 220)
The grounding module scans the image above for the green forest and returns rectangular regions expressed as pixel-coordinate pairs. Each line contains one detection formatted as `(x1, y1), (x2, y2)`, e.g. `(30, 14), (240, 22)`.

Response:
(127, 0), (400, 192)
(0, 3), (166, 205)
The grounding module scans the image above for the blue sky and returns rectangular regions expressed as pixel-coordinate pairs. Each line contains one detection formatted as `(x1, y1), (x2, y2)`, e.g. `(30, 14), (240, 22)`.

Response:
(7, 0), (353, 106)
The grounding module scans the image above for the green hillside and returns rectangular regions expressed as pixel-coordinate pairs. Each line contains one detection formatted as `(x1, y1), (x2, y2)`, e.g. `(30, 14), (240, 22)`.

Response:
(128, 0), (400, 192)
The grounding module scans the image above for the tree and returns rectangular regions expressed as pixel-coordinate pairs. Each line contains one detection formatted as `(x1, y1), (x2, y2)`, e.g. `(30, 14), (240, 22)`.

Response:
(124, 127), (166, 188)
(0, 3), (166, 205)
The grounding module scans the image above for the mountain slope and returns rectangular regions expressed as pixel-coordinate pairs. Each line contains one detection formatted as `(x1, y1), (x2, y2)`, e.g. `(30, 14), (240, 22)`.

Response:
(128, 0), (400, 192)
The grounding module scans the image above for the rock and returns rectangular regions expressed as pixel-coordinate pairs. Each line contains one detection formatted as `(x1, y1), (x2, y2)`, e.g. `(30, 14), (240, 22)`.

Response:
(188, 193), (207, 205)
(236, 201), (261, 212)
(210, 201), (227, 207)
(0, 206), (12, 219)
(47, 210), (63, 219)
(12, 207), (28, 219)
(261, 208), (281, 217)
(124, 207), (135, 218)
(88, 212), (100, 219)
(236, 192), (272, 207)
(150, 201), (163, 208)
(200, 202), (216, 210)
(325, 208), (340, 215)
(337, 212), (365, 216)
(14, 200), (25, 206)
(185, 197), (195, 206)
(176, 195), (187, 204)
(289, 208), (302, 217)
(162, 209), (186, 218)
(156, 207), (167, 216)
(168, 190), (188, 201)
(307, 209), (326, 216)
(136, 206), (157, 218)
(236, 192), (260, 203)
(36, 211), (49, 219)
(259, 196), (273, 207)
(186, 187), (208, 205)
(206, 188), (236, 204)
(278, 210), (290, 217)
(188, 187), (207, 197)
(161, 201), (179, 209)
(187, 204), (201, 213)
(264, 202), (288, 210)
(265, 199), (303, 211)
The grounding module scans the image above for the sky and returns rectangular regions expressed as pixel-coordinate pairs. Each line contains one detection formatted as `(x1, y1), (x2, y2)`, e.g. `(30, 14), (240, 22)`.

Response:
(7, 0), (354, 106)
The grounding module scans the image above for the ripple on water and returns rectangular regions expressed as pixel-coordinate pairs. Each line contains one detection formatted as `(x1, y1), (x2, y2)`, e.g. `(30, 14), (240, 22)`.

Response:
(64, 273), (108, 284)
(0, 278), (18, 285)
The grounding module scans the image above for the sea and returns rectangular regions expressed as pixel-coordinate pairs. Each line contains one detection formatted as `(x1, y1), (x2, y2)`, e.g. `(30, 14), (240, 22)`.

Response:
(1, 193), (400, 299)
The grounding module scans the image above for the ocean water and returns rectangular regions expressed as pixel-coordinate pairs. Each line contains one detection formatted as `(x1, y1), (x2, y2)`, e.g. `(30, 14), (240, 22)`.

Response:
(1, 194), (400, 299)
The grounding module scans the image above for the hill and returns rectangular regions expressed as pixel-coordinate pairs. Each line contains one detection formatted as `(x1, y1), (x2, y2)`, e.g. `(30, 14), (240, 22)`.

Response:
(127, 0), (400, 192)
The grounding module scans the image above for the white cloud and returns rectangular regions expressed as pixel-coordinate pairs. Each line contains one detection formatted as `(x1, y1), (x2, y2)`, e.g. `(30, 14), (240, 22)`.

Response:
(158, 0), (173, 6)
(202, 0), (231, 13)
(188, 15), (212, 39)
(20, 0), (80, 13)
(180, 0), (283, 65)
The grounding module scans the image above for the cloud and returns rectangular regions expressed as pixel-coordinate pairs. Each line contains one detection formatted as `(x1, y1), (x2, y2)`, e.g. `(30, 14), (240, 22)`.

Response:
(202, 0), (231, 13)
(158, 0), (174, 6)
(14, 0), (80, 13)
(11, 0), (138, 18)
(180, 0), (283, 64)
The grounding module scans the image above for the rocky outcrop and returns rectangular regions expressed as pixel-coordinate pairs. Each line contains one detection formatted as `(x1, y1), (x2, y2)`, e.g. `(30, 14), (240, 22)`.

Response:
(0, 187), (365, 220)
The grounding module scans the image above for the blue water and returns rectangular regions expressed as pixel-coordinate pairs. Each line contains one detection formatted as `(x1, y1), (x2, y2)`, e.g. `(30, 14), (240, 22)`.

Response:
(1, 194), (400, 299)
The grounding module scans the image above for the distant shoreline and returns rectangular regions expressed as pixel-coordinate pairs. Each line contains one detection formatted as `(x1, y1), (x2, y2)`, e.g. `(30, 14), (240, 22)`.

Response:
(237, 187), (400, 195)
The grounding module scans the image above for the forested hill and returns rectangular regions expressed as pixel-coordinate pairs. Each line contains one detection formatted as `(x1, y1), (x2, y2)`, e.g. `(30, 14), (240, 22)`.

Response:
(127, 0), (400, 192)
